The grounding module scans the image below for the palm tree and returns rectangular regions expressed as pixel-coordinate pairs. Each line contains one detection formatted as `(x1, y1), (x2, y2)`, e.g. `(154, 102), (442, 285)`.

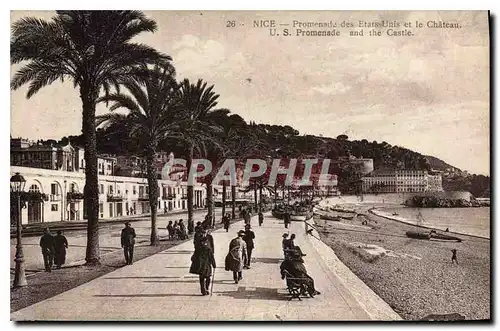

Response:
(175, 78), (220, 233)
(96, 62), (178, 245)
(10, 11), (169, 264)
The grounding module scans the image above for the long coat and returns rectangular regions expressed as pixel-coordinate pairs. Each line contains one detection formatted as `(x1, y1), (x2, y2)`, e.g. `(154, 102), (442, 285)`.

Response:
(190, 241), (216, 277)
(225, 237), (247, 272)
(53, 234), (68, 265)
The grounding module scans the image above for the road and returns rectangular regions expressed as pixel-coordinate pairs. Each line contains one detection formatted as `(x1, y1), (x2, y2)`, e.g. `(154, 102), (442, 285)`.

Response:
(10, 208), (225, 273)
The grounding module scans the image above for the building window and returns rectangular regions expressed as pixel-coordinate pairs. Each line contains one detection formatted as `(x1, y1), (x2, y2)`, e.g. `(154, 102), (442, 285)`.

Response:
(109, 185), (113, 194)
(51, 204), (58, 211)
(100, 184), (104, 194)
(51, 183), (58, 195)
(133, 186), (137, 195)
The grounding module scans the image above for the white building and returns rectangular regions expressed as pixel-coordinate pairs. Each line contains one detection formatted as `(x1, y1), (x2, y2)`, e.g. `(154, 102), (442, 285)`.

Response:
(10, 166), (209, 225)
(361, 169), (443, 193)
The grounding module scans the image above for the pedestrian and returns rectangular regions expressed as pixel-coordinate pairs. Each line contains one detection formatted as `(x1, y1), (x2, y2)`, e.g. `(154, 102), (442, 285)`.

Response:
(164, 207), (168, 215)
(243, 224), (255, 269)
(39, 228), (55, 272)
(121, 221), (136, 265)
(284, 211), (291, 229)
(289, 233), (296, 248)
(225, 230), (248, 284)
(190, 236), (216, 295)
(282, 233), (289, 251)
(179, 219), (188, 239)
(173, 221), (180, 239)
(223, 213), (230, 232)
(258, 211), (264, 226)
(53, 230), (68, 269)
(451, 249), (458, 264)
(244, 211), (251, 226)
(167, 221), (174, 240)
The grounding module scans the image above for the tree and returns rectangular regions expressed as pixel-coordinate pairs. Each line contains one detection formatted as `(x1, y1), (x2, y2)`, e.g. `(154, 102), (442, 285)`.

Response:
(97, 62), (178, 245)
(11, 11), (169, 264)
(175, 78), (221, 233)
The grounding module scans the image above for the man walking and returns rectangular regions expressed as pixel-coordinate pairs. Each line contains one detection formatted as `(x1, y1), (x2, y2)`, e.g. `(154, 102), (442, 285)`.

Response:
(225, 230), (247, 284)
(284, 211), (291, 229)
(243, 224), (255, 269)
(258, 211), (264, 226)
(223, 213), (231, 232)
(121, 221), (136, 265)
(40, 228), (55, 272)
(451, 249), (458, 264)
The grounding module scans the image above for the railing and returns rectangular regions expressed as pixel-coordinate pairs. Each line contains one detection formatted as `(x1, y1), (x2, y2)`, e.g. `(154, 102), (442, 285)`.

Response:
(138, 194), (149, 201)
(50, 194), (62, 202)
(162, 194), (176, 200)
(67, 192), (84, 201)
(107, 194), (124, 202)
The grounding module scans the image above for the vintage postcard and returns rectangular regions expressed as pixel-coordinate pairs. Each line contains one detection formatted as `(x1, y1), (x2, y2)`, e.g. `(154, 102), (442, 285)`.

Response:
(10, 10), (490, 321)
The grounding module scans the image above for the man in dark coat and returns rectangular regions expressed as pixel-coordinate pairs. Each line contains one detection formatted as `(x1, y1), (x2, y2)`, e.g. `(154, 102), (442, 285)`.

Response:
(121, 221), (136, 265)
(40, 228), (55, 272)
(178, 219), (187, 239)
(243, 224), (255, 269)
(284, 211), (291, 228)
(223, 213), (230, 232)
(190, 234), (216, 295)
(258, 212), (264, 226)
(53, 230), (68, 269)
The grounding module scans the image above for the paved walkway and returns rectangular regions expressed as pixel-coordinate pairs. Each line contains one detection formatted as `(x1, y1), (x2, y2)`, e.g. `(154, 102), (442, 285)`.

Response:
(11, 213), (400, 321)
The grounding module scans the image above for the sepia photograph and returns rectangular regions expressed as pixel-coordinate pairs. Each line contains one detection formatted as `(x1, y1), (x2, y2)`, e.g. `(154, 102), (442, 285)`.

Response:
(9, 10), (490, 322)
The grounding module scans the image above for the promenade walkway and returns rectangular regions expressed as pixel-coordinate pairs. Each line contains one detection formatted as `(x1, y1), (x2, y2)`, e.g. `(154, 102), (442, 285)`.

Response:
(11, 213), (400, 321)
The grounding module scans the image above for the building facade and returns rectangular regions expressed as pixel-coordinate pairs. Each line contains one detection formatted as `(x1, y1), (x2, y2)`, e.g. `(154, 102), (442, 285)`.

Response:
(361, 169), (443, 193)
(11, 166), (209, 225)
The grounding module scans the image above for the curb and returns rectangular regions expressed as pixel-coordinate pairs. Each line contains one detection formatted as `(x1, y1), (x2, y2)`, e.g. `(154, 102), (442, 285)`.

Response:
(304, 219), (402, 321)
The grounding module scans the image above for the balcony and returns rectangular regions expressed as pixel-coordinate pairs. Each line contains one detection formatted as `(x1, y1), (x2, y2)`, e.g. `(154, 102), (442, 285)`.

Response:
(67, 191), (84, 201)
(162, 193), (176, 200)
(138, 194), (149, 201)
(181, 195), (188, 199)
(107, 193), (123, 202)
(50, 194), (62, 202)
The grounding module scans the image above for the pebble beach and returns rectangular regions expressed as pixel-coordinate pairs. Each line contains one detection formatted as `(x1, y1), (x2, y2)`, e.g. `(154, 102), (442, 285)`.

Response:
(314, 203), (490, 320)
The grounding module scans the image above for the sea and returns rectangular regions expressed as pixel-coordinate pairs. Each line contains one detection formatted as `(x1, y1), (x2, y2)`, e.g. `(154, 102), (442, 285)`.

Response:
(379, 206), (491, 239)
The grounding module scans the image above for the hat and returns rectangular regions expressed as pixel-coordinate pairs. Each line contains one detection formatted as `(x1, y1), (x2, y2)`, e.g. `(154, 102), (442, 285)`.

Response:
(282, 233), (289, 238)
(245, 224), (251, 228)
(124, 221), (131, 225)
(238, 230), (245, 236)
(196, 221), (202, 225)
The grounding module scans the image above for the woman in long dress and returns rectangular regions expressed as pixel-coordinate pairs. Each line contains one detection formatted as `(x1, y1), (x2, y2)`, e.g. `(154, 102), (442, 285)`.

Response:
(225, 230), (247, 283)
(53, 230), (68, 269)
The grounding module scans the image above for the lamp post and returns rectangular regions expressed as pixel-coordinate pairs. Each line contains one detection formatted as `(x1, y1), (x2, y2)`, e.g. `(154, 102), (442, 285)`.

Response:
(11, 172), (27, 288)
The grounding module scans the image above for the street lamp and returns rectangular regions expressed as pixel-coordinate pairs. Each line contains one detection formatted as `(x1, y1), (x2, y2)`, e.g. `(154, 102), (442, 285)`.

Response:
(10, 172), (27, 288)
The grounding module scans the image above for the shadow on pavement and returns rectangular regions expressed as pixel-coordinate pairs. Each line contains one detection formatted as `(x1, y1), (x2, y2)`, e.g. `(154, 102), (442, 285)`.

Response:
(252, 257), (283, 264)
(214, 286), (288, 301)
(103, 276), (180, 280)
(93, 293), (203, 298)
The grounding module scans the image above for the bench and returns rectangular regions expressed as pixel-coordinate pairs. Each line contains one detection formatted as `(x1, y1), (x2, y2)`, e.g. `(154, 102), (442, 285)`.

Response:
(282, 270), (309, 301)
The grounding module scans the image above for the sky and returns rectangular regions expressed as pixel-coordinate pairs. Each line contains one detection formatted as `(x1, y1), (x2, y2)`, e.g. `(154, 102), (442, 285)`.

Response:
(10, 10), (490, 175)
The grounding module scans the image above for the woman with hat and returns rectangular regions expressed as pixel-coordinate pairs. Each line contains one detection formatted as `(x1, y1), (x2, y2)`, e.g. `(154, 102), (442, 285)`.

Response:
(225, 230), (248, 283)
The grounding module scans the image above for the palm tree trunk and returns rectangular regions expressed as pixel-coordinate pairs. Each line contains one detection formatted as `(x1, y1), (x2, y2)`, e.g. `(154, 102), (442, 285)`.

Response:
(253, 184), (258, 212)
(186, 144), (194, 234)
(259, 185), (263, 212)
(274, 183), (277, 207)
(206, 176), (214, 227)
(146, 146), (159, 245)
(81, 86), (100, 265)
(231, 185), (236, 219)
(222, 182), (227, 220)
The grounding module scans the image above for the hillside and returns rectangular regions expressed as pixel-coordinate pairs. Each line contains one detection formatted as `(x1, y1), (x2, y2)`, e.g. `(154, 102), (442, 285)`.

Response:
(424, 155), (461, 172)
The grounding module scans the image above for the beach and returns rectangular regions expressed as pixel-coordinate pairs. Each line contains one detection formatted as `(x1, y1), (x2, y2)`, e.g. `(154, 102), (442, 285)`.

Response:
(314, 199), (490, 320)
